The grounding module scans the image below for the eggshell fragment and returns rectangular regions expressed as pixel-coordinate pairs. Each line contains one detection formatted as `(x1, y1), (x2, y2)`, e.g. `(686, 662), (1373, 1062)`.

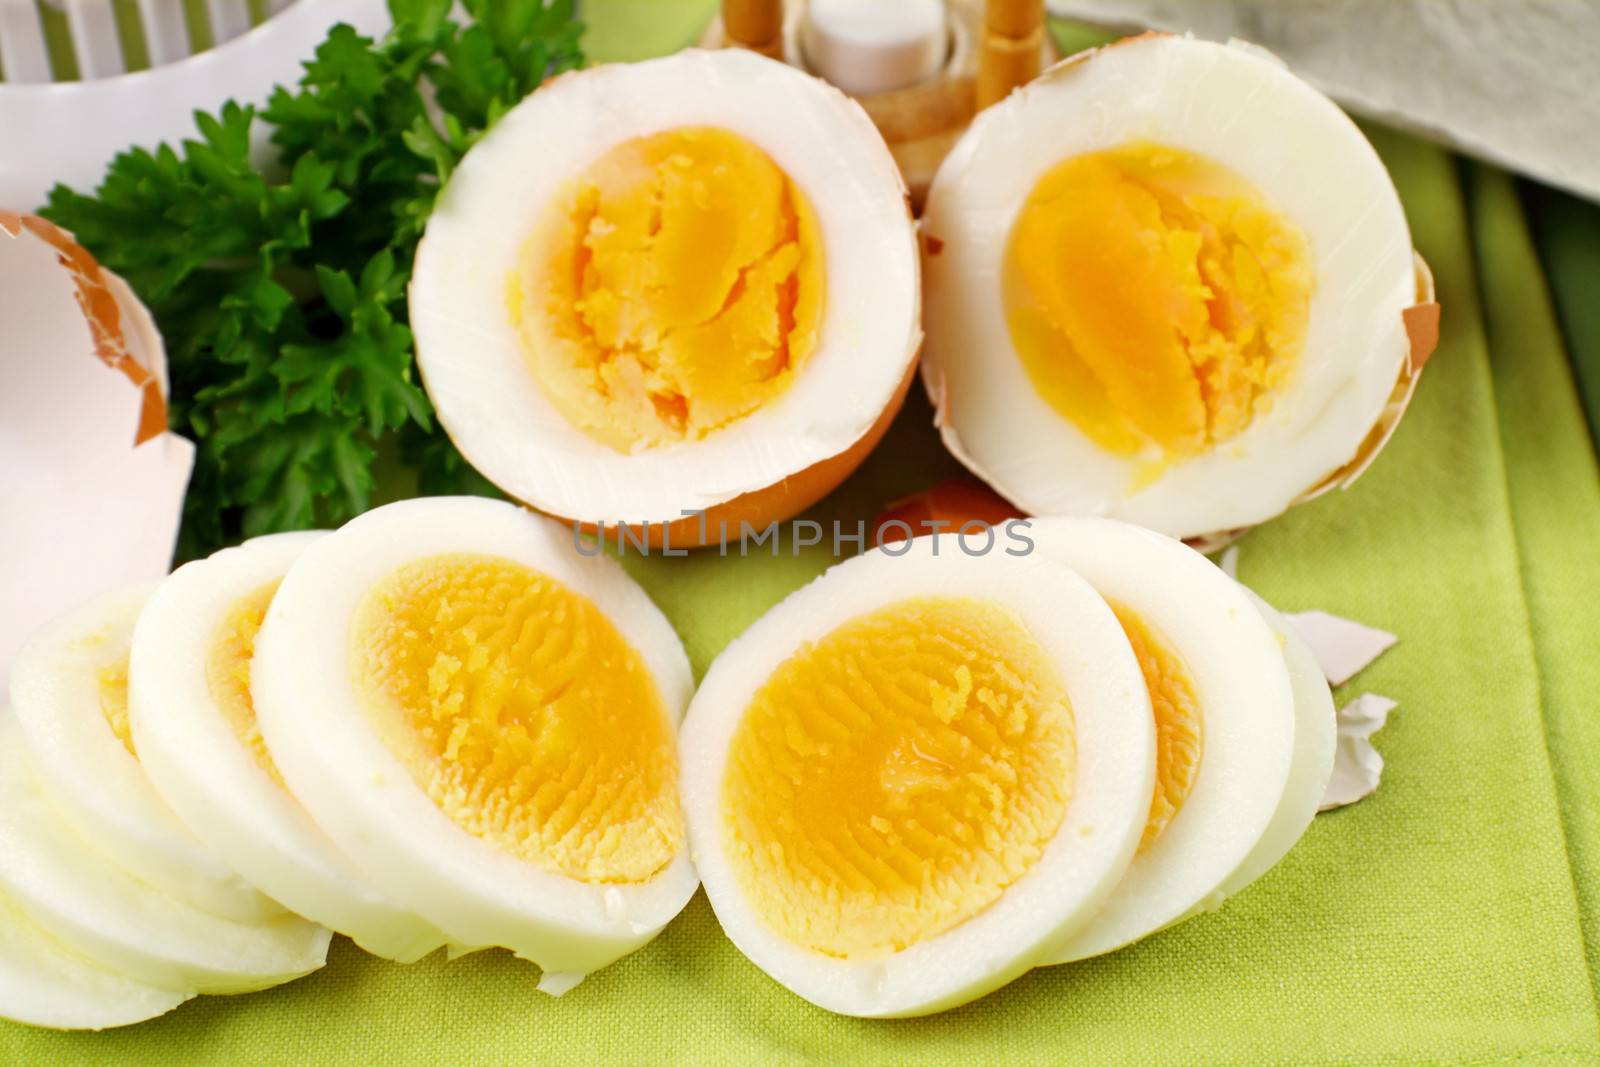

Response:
(1321, 694), (1397, 810)
(0, 213), (191, 699)
(1285, 611), (1398, 687)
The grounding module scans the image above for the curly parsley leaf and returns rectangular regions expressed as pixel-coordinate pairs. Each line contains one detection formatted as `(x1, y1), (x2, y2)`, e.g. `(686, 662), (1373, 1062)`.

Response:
(42, 0), (583, 560)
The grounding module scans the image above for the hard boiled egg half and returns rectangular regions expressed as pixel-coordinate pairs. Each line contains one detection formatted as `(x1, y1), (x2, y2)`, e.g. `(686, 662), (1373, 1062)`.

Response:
(250, 498), (698, 992)
(921, 33), (1441, 542)
(411, 49), (921, 548)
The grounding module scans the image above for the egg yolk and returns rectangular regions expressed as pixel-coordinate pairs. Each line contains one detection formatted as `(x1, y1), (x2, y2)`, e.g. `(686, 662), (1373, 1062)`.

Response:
(514, 125), (826, 452)
(1111, 604), (1203, 852)
(1004, 141), (1313, 468)
(351, 553), (683, 884)
(97, 656), (135, 756)
(722, 596), (1074, 959)
(206, 581), (284, 785)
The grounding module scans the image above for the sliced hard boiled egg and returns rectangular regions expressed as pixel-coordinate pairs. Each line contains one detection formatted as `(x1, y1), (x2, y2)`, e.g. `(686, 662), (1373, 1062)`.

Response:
(411, 48), (921, 546)
(921, 33), (1439, 541)
(1022, 518), (1297, 961)
(680, 539), (1155, 1017)
(0, 864), (191, 1030)
(1218, 588), (1337, 896)
(128, 532), (448, 963)
(0, 712), (330, 995)
(250, 498), (698, 986)
(7, 585), (280, 923)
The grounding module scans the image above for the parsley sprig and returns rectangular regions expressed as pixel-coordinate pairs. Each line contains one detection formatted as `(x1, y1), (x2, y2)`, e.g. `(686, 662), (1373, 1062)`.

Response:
(43, 0), (583, 559)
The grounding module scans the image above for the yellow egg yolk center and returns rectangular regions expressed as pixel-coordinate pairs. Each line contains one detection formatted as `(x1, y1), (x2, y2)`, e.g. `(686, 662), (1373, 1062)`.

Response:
(722, 596), (1075, 959)
(1110, 603), (1203, 851)
(515, 125), (826, 452)
(206, 581), (285, 785)
(351, 553), (684, 884)
(97, 655), (134, 756)
(1004, 141), (1313, 469)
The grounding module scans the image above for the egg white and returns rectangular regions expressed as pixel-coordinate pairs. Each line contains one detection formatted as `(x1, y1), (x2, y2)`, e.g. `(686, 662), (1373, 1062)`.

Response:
(680, 538), (1155, 1017)
(0, 713), (330, 995)
(250, 498), (698, 984)
(0, 831), (191, 1030)
(6, 585), (280, 923)
(129, 532), (449, 963)
(1025, 518), (1297, 963)
(410, 48), (921, 526)
(921, 34), (1417, 539)
(1218, 589), (1337, 896)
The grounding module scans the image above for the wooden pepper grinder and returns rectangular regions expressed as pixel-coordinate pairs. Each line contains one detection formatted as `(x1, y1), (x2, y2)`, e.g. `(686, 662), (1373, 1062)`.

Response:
(977, 0), (1045, 108)
(712, 0), (1053, 207)
(722, 0), (786, 59)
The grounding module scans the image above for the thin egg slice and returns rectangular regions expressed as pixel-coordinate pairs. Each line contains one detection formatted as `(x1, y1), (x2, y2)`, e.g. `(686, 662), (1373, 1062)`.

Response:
(129, 532), (448, 963)
(680, 539), (1155, 1017)
(410, 48), (921, 546)
(0, 851), (191, 1030)
(1023, 518), (1299, 962)
(1218, 588), (1337, 896)
(7, 585), (280, 923)
(0, 712), (330, 995)
(921, 33), (1436, 541)
(249, 498), (698, 989)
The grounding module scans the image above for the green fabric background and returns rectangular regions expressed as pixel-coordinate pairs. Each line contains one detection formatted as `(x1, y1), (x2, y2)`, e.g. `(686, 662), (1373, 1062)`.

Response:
(9, 2), (1600, 1063)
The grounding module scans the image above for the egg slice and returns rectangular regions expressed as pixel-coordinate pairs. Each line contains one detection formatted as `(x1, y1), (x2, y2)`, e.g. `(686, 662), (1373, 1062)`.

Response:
(1218, 588), (1337, 896)
(1022, 518), (1299, 961)
(680, 538), (1155, 1016)
(410, 48), (921, 547)
(6, 585), (280, 923)
(921, 33), (1438, 541)
(0, 712), (330, 994)
(0, 850), (191, 1030)
(250, 497), (697, 988)
(128, 532), (448, 963)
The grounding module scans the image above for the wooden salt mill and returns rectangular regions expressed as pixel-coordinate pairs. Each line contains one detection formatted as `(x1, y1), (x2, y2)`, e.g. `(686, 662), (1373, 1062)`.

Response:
(704, 0), (1057, 208)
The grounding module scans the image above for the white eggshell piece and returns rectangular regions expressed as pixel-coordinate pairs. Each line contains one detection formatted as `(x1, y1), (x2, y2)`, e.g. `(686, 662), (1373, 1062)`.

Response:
(1285, 610), (1398, 686)
(1321, 694), (1397, 811)
(0, 217), (191, 701)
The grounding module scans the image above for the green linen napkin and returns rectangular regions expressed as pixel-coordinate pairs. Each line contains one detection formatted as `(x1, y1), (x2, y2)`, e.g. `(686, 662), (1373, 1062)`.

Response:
(7, 3), (1600, 1063)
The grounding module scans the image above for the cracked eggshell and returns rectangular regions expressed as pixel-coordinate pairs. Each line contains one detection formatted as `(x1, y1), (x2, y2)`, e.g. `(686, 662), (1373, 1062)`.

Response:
(410, 49), (921, 547)
(0, 213), (192, 699)
(919, 34), (1441, 544)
